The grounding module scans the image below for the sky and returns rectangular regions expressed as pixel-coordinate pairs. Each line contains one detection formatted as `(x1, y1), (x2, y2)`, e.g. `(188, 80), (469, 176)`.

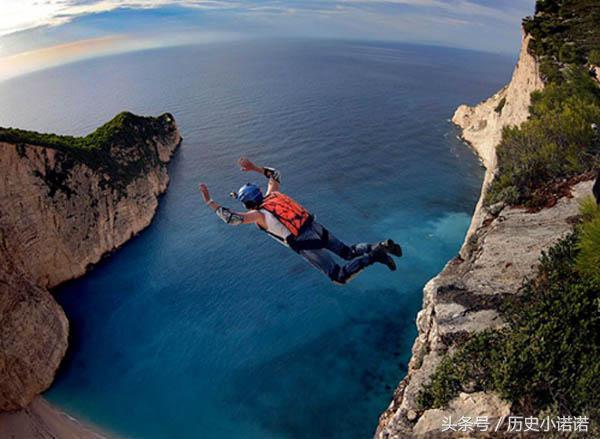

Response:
(0, 0), (535, 81)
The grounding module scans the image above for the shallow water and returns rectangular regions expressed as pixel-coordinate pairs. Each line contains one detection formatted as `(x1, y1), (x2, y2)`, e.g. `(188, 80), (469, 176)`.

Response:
(0, 40), (513, 438)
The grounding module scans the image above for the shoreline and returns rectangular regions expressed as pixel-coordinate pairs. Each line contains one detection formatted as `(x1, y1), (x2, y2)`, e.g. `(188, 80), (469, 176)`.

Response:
(0, 397), (110, 439)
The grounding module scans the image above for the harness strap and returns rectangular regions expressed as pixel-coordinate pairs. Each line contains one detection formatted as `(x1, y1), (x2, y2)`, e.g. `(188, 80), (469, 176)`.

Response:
(288, 220), (329, 252)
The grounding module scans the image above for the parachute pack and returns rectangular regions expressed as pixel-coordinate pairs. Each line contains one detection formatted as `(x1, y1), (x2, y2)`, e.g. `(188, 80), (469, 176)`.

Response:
(260, 191), (311, 236)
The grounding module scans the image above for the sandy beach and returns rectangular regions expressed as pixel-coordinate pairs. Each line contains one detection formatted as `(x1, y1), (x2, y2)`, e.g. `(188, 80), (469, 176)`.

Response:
(0, 397), (108, 439)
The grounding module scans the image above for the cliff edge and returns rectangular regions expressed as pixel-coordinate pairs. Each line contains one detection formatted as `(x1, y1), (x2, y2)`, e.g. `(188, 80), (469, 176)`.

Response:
(0, 112), (181, 411)
(373, 31), (588, 437)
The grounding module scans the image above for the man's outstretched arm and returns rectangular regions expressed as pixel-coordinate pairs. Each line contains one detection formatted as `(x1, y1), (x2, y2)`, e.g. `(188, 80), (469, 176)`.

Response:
(238, 157), (281, 194)
(199, 183), (263, 226)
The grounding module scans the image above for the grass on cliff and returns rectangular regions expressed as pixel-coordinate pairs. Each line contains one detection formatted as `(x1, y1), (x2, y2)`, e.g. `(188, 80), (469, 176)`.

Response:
(418, 200), (600, 419)
(487, 67), (600, 208)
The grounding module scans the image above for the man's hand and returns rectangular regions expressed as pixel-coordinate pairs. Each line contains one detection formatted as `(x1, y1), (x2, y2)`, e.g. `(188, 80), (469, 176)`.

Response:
(239, 157), (261, 173)
(238, 156), (280, 195)
(198, 183), (211, 204)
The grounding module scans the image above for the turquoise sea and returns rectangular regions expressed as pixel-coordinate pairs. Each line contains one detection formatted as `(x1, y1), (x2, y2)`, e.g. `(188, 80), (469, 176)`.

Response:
(0, 40), (513, 438)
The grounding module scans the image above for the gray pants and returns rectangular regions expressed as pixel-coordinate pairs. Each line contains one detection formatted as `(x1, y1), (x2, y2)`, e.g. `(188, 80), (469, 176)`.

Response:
(290, 221), (375, 284)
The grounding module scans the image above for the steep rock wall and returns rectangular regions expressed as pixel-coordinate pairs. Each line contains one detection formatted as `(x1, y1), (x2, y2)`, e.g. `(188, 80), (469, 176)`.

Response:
(0, 113), (181, 288)
(452, 33), (544, 244)
(452, 34), (543, 171)
(0, 253), (68, 411)
(0, 113), (181, 411)
(375, 33), (550, 438)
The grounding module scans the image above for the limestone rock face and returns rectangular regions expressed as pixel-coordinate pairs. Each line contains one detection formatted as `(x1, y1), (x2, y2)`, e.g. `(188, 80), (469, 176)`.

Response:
(451, 32), (545, 245)
(0, 113), (181, 411)
(373, 31), (592, 438)
(414, 392), (510, 437)
(375, 182), (592, 439)
(452, 33), (543, 172)
(0, 113), (181, 288)
(0, 253), (68, 411)
(591, 65), (600, 85)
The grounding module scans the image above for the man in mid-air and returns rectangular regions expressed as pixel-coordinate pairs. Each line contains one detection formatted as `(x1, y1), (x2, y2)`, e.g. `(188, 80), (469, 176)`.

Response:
(199, 157), (402, 284)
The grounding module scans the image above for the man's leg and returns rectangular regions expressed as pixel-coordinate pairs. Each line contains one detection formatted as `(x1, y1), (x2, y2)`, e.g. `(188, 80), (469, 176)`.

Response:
(315, 223), (402, 260)
(310, 222), (372, 260)
(291, 221), (397, 283)
(298, 248), (376, 284)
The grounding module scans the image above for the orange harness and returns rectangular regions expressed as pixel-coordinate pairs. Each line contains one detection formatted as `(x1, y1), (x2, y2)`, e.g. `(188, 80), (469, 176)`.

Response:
(260, 192), (311, 237)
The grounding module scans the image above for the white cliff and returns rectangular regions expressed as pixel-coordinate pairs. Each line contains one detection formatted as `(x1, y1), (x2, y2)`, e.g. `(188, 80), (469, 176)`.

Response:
(373, 32), (586, 438)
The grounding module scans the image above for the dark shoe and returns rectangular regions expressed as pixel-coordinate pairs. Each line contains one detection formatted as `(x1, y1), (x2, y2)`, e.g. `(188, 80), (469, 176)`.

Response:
(370, 247), (397, 271)
(378, 239), (403, 257)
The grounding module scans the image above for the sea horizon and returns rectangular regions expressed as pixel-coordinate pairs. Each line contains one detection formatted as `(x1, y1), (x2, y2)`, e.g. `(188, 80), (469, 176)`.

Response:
(0, 37), (517, 86)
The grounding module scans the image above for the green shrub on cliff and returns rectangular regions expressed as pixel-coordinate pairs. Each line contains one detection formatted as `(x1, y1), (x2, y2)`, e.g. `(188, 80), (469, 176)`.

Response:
(0, 112), (177, 195)
(559, 44), (581, 64)
(0, 112), (150, 151)
(419, 229), (600, 418)
(524, 0), (600, 82)
(417, 330), (505, 410)
(590, 50), (600, 66)
(576, 196), (600, 283)
(539, 59), (563, 84)
(487, 69), (600, 207)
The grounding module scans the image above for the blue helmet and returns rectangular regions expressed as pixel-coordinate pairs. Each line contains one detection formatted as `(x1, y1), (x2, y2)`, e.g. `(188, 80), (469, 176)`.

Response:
(237, 183), (263, 208)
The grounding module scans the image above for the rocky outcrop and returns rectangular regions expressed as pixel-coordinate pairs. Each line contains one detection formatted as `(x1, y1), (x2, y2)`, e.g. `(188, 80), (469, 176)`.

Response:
(451, 33), (544, 243)
(376, 181), (592, 438)
(0, 112), (181, 288)
(0, 112), (181, 411)
(375, 32), (560, 438)
(414, 392), (510, 437)
(452, 34), (543, 172)
(591, 65), (600, 85)
(0, 253), (68, 411)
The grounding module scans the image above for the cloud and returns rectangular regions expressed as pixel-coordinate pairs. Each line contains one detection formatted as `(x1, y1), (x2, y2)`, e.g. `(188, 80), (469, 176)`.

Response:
(0, 0), (534, 78)
(342, 0), (531, 24)
(0, 0), (533, 37)
(0, 1), (235, 36)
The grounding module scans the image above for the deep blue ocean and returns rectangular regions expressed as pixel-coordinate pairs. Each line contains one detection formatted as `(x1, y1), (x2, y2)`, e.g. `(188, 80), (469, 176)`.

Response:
(0, 40), (513, 438)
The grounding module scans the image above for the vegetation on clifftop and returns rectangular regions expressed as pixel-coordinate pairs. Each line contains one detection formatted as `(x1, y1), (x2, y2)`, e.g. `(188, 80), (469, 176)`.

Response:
(524, 0), (600, 83)
(487, 69), (600, 207)
(0, 112), (174, 152)
(0, 112), (178, 195)
(487, 0), (600, 208)
(576, 196), (600, 283)
(419, 199), (600, 424)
